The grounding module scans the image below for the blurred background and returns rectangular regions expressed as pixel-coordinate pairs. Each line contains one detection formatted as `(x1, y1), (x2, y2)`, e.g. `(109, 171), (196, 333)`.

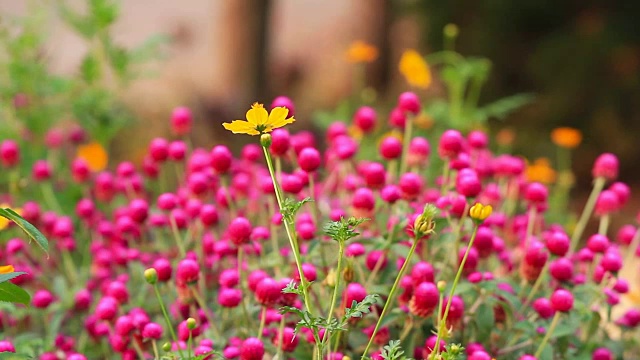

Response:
(1, 0), (639, 189)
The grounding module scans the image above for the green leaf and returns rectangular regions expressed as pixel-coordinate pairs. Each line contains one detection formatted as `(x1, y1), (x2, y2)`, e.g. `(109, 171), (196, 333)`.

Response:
(90, 0), (119, 30)
(475, 93), (534, 123)
(0, 208), (49, 254)
(80, 53), (101, 84)
(0, 353), (33, 360)
(475, 303), (495, 343)
(0, 272), (27, 284)
(0, 281), (31, 305)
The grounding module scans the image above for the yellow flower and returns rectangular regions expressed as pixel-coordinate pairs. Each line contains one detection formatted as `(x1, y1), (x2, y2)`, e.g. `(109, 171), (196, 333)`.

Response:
(223, 103), (295, 136)
(345, 41), (379, 64)
(0, 265), (14, 274)
(469, 203), (492, 222)
(414, 113), (434, 130)
(551, 127), (582, 149)
(399, 49), (431, 89)
(526, 158), (557, 184)
(76, 142), (108, 172)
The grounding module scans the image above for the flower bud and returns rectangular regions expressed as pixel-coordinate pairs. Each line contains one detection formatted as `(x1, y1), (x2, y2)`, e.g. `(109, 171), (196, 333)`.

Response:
(260, 133), (272, 147)
(144, 268), (158, 285)
(469, 203), (493, 222)
(186, 317), (197, 330)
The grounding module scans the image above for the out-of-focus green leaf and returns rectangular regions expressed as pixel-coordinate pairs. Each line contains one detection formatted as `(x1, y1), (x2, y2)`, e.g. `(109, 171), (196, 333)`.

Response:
(90, 0), (118, 30)
(0, 281), (30, 305)
(80, 53), (101, 84)
(474, 93), (535, 123)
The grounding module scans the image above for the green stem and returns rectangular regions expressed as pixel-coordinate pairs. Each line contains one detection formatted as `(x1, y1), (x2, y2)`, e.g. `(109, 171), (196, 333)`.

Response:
(152, 340), (160, 360)
(237, 247), (253, 330)
(534, 311), (561, 358)
(570, 177), (606, 253)
(257, 307), (267, 340)
(40, 182), (63, 214)
(275, 316), (286, 359)
(433, 225), (479, 357)
(169, 216), (186, 257)
(440, 159), (450, 196)
(598, 214), (610, 236)
(361, 237), (420, 359)
(153, 284), (185, 359)
(262, 146), (314, 315)
(399, 114), (414, 176)
(521, 262), (549, 312)
(321, 239), (346, 355)
(190, 285), (221, 339)
(525, 206), (537, 249)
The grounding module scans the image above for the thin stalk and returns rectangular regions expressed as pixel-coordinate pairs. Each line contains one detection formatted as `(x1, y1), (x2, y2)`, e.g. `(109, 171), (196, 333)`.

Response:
(321, 240), (346, 355)
(521, 262), (549, 311)
(433, 225), (479, 357)
(440, 159), (450, 195)
(237, 247), (253, 329)
(570, 177), (606, 253)
(169, 216), (186, 257)
(40, 182), (63, 214)
(153, 284), (185, 359)
(598, 214), (610, 236)
(361, 238), (420, 359)
(497, 339), (533, 356)
(525, 206), (537, 248)
(623, 229), (640, 273)
(132, 339), (146, 360)
(399, 114), (414, 176)
(534, 311), (561, 358)
(275, 316), (286, 359)
(188, 330), (194, 359)
(262, 146), (314, 314)
(190, 285), (221, 339)
(257, 307), (267, 340)
(152, 340), (160, 360)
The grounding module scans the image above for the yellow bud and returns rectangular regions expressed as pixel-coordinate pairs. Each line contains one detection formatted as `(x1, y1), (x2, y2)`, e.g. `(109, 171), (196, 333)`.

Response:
(186, 317), (197, 330)
(342, 264), (354, 283)
(444, 23), (459, 39)
(437, 280), (447, 292)
(144, 268), (158, 285)
(469, 203), (492, 222)
(325, 268), (336, 287)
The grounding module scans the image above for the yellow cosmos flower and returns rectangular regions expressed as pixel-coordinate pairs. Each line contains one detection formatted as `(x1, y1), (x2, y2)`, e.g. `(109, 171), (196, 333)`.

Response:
(551, 127), (582, 149)
(346, 41), (379, 64)
(0, 265), (15, 274)
(223, 103), (295, 136)
(77, 142), (108, 172)
(399, 49), (432, 89)
(469, 203), (492, 222)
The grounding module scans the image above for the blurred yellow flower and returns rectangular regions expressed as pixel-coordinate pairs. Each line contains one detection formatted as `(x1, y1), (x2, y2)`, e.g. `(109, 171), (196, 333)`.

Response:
(348, 125), (363, 141)
(77, 142), (108, 172)
(414, 113), (434, 130)
(223, 103), (295, 136)
(399, 49), (431, 89)
(0, 265), (15, 274)
(346, 41), (379, 64)
(526, 158), (557, 184)
(551, 127), (582, 149)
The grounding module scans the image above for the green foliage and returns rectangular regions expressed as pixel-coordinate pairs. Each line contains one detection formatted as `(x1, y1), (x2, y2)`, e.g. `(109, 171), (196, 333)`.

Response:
(379, 340), (408, 360)
(0, 281), (30, 305)
(281, 197), (313, 224)
(323, 217), (368, 243)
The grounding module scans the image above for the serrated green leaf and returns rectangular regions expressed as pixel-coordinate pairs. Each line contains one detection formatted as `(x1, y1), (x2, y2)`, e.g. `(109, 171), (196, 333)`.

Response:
(0, 281), (30, 305)
(0, 272), (27, 284)
(0, 208), (49, 254)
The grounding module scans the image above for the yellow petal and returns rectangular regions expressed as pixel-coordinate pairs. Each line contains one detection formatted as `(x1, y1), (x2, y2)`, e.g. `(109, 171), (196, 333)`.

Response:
(222, 120), (260, 135)
(0, 265), (14, 274)
(246, 105), (269, 126)
(268, 115), (295, 130)
(268, 107), (289, 126)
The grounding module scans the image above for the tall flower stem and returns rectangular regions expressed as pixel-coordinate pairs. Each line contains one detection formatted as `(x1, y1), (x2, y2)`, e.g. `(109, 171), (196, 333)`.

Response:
(399, 114), (414, 176)
(524, 207), (537, 248)
(321, 239), (346, 356)
(570, 177), (606, 253)
(262, 146), (314, 314)
(257, 307), (267, 340)
(361, 237), (420, 359)
(432, 225), (479, 357)
(598, 214), (610, 236)
(534, 311), (561, 358)
(169, 216), (186, 257)
(152, 284), (185, 359)
(521, 262), (549, 311)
